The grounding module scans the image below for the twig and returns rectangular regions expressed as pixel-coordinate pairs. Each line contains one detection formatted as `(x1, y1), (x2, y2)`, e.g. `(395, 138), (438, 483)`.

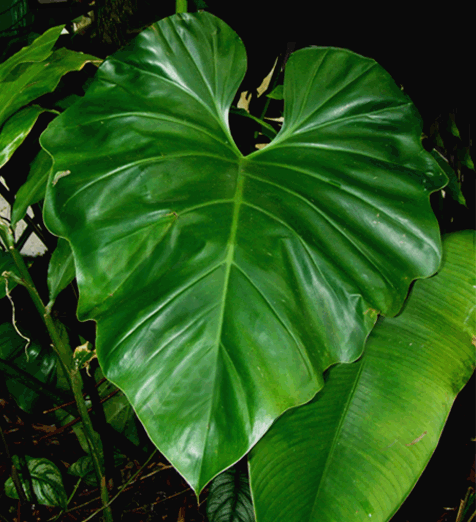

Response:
(155, 488), (189, 506)
(76, 450), (159, 522)
(39, 388), (121, 440)
(43, 378), (109, 414)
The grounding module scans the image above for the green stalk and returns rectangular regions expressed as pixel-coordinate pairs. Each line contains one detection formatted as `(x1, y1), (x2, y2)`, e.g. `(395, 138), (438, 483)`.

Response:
(176, 0), (187, 13)
(0, 220), (113, 522)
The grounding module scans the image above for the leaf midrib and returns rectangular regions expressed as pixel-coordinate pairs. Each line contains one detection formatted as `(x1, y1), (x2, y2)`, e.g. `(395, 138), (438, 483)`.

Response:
(309, 361), (365, 521)
(198, 158), (246, 486)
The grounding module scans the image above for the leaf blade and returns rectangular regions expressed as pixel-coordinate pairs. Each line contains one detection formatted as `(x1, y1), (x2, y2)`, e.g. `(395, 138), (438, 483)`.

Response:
(249, 231), (476, 522)
(41, 12), (447, 493)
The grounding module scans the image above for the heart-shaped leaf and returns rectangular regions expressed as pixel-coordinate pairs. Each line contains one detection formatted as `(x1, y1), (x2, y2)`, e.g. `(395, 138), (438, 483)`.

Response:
(249, 231), (476, 522)
(41, 12), (446, 492)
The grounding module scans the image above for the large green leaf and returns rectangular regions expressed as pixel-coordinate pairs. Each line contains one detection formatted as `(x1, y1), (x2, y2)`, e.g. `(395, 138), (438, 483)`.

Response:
(41, 12), (446, 492)
(249, 231), (476, 522)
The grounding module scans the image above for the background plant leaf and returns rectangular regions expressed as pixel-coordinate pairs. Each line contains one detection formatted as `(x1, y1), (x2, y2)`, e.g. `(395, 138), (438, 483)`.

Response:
(266, 84), (283, 100)
(430, 149), (466, 206)
(47, 236), (75, 305)
(69, 452), (125, 487)
(0, 105), (55, 170)
(0, 25), (63, 83)
(0, 25), (101, 194)
(68, 455), (95, 485)
(0, 249), (22, 298)
(249, 230), (476, 522)
(207, 464), (255, 522)
(11, 149), (53, 227)
(94, 366), (142, 446)
(0, 40), (101, 128)
(4, 455), (67, 508)
(42, 12), (446, 493)
(0, 322), (58, 413)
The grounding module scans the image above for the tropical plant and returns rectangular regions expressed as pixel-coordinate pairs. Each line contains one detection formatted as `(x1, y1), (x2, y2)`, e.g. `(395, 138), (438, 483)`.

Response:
(0, 9), (474, 522)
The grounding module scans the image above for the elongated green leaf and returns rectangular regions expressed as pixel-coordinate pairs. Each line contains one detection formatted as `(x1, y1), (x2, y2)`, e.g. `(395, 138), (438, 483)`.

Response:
(11, 149), (52, 226)
(4, 455), (67, 508)
(0, 25), (62, 83)
(249, 231), (476, 522)
(47, 237), (75, 305)
(0, 106), (54, 170)
(207, 464), (255, 522)
(41, 12), (446, 492)
(0, 44), (101, 128)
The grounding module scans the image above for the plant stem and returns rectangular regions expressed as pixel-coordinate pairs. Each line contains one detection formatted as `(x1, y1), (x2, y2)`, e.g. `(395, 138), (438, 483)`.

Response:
(0, 423), (29, 506)
(0, 221), (113, 522)
(176, 0), (187, 13)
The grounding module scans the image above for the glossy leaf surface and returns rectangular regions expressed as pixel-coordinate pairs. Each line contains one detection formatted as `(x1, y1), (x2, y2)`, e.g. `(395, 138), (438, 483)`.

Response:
(249, 231), (476, 522)
(42, 12), (445, 492)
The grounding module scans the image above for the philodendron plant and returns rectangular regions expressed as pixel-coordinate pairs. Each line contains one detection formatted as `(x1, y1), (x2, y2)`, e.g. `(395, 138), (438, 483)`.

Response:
(37, 10), (474, 521)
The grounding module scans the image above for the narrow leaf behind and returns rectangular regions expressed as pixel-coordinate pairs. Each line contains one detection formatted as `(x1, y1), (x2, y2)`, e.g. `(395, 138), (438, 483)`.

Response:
(249, 231), (476, 522)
